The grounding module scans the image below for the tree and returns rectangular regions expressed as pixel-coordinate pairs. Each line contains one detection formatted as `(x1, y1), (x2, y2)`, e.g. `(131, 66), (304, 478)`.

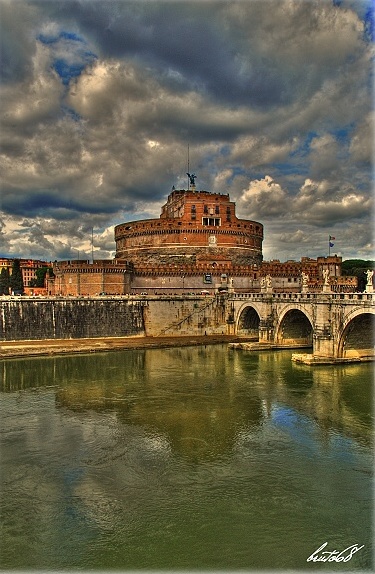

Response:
(342, 259), (375, 292)
(0, 267), (11, 295)
(35, 267), (49, 287)
(10, 259), (24, 294)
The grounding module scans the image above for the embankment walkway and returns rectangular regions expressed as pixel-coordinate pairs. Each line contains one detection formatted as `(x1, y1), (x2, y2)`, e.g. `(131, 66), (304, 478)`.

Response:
(0, 335), (256, 360)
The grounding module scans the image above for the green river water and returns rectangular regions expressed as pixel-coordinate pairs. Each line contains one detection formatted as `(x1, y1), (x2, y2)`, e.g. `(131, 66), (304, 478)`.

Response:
(0, 346), (373, 571)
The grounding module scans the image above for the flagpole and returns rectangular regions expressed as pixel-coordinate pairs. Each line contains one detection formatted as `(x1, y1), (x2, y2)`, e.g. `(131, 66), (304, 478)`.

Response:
(187, 144), (190, 190)
(328, 235), (330, 257)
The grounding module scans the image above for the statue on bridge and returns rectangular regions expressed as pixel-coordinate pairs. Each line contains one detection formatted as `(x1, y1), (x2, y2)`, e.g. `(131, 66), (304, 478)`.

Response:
(260, 275), (272, 293)
(301, 272), (309, 293)
(365, 269), (374, 293)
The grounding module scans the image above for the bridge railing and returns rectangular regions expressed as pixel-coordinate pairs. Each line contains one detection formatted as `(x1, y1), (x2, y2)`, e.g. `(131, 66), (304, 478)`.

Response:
(230, 292), (320, 300)
(230, 292), (375, 302)
(331, 292), (374, 301)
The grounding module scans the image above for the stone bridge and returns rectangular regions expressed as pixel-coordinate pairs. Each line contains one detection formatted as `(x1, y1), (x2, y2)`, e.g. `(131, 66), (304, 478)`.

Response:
(1, 291), (374, 364)
(226, 292), (374, 362)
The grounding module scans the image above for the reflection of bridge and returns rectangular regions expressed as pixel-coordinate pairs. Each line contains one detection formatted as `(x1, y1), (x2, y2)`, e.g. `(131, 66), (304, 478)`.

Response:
(227, 292), (375, 363)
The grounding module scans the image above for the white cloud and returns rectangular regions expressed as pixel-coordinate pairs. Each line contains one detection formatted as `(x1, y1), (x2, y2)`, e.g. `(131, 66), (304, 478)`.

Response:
(349, 112), (374, 163)
(238, 176), (289, 219)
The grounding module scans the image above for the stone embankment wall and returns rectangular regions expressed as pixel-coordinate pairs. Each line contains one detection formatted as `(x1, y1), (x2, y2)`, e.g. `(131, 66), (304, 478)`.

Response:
(0, 296), (230, 341)
(1, 298), (145, 341)
(142, 296), (228, 336)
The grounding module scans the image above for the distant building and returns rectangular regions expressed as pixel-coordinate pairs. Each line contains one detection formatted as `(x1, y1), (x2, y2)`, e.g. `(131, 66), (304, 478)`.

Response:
(0, 258), (52, 294)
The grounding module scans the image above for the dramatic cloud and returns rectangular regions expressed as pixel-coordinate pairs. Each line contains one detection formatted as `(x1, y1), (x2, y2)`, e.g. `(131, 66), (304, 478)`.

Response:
(0, 0), (373, 262)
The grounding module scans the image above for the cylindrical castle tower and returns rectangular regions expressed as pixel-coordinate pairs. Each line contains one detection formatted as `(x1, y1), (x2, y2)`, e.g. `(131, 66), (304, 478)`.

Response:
(115, 188), (263, 268)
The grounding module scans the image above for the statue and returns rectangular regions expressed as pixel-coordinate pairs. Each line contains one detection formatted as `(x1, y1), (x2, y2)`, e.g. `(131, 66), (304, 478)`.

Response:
(366, 269), (373, 285)
(302, 272), (309, 286)
(260, 277), (266, 289)
(266, 275), (272, 288)
(186, 173), (197, 186)
(323, 269), (329, 285)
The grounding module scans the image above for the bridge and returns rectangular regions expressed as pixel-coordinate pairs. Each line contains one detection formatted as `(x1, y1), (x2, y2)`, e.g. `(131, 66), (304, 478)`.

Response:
(225, 291), (374, 364)
(1, 291), (374, 364)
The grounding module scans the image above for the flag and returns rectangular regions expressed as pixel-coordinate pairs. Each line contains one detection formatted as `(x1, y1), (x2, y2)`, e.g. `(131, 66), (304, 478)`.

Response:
(329, 236), (335, 240)
(329, 242), (334, 247)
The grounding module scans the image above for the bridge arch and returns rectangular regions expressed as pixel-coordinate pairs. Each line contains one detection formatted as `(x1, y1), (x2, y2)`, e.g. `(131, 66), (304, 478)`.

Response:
(236, 303), (261, 338)
(275, 306), (313, 347)
(337, 309), (375, 359)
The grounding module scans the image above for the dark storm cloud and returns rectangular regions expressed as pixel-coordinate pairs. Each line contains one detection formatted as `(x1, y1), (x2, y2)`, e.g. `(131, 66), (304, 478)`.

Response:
(30, 0), (293, 108)
(1, 185), (139, 219)
(0, 1), (38, 82)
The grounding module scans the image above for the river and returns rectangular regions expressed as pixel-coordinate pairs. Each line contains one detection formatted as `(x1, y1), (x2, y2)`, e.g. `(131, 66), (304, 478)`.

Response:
(0, 346), (373, 571)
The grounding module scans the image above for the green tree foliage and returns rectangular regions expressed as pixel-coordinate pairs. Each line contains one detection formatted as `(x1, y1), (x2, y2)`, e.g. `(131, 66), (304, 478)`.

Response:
(29, 267), (55, 288)
(10, 259), (24, 294)
(35, 267), (49, 287)
(342, 259), (375, 291)
(0, 267), (11, 295)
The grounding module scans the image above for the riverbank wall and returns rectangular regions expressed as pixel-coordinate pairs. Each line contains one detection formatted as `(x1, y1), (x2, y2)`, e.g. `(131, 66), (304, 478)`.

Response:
(0, 295), (229, 342)
(0, 297), (146, 341)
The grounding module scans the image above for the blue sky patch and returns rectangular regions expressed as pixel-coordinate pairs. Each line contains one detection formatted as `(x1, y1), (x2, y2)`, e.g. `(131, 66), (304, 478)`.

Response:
(60, 31), (84, 43)
(38, 30), (84, 45)
(61, 105), (82, 123)
(53, 59), (86, 85)
(364, 5), (374, 42)
(38, 29), (97, 86)
(330, 125), (353, 144)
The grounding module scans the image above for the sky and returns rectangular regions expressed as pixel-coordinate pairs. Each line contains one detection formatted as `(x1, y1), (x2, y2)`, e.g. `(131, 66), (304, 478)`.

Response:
(0, 0), (373, 263)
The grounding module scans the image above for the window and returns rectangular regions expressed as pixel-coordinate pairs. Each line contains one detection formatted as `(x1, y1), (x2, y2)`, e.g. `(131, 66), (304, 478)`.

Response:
(202, 217), (221, 226)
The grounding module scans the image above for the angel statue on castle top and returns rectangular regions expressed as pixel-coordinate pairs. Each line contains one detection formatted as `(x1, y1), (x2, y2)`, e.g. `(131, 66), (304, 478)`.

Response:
(186, 173), (197, 186)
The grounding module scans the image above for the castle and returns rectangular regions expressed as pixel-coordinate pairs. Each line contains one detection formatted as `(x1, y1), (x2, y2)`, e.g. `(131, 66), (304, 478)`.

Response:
(115, 185), (263, 267)
(1, 178), (358, 296)
(51, 179), (356, 296)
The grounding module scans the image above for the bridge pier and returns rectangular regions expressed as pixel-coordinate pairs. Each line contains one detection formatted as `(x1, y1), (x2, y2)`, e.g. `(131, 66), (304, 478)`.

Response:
(313, 331), (336, 359)
(311, 295), (336, 359)
(259, 320), (274, 343)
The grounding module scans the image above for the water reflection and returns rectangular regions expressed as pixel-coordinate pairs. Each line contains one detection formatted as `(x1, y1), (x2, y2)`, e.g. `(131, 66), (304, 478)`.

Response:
(1, 347), (373, 570)
(1, 347), (372, 458)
